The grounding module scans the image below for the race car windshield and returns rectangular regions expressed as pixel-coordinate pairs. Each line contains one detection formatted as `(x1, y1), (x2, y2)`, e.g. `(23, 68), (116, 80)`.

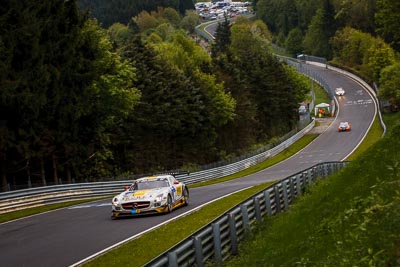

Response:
(135, 180), (169, 190)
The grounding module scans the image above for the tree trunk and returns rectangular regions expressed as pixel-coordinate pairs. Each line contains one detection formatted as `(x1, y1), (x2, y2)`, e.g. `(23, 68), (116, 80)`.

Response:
(1, 160), (8, 192)
(27, 159), (32, 188)
(52, 154), (58, 185)
(40, 158), (47, 186)
(66, 162), (72, 184)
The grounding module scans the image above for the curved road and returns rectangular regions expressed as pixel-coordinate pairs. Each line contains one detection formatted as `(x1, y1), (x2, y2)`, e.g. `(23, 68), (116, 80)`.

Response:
(0, 64), (376, 267)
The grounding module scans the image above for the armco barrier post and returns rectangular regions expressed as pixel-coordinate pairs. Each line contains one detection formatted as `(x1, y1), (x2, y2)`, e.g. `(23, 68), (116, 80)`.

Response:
(282, 181), (289, 210)
(228, 213), (238, 255)
(264, 190), (273, 216)
(289, 177), (296, 203)
(241, 204), (250, 233)
(254, 197), (262, 223)
(274, 185), (281, 213)
(193, 236), (204, 267)
(168, 251), (178, 267)
(296, 174), (302, 197)
(212, 223), (222, 264)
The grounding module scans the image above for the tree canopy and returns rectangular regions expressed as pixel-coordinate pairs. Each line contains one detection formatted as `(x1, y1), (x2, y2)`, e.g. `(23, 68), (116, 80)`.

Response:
(0, 0), (140, 189)
(4, 0), (371, 190)
(77, 0), (194, 28)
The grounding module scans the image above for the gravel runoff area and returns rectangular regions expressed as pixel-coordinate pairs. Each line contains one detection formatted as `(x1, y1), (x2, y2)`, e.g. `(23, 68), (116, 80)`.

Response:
(307, 118), (335, 134)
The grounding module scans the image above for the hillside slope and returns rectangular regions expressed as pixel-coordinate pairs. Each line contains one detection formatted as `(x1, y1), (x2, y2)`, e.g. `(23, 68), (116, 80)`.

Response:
(224, 117), (400, 266)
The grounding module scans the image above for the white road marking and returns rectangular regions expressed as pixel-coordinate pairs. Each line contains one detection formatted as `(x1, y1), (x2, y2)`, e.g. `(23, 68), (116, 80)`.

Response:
(69, 187), (252, 267)
(68, 203), (110, 209)
(345, 99), (373, 106)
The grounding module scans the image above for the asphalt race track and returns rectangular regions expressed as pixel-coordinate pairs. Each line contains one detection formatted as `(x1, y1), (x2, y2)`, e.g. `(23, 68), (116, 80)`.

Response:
(0, 64), (377, 267)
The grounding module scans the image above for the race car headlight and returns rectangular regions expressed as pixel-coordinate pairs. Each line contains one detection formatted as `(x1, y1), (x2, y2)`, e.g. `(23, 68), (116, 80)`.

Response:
(112, 197), (120, 206)
(155, 194), (164, 202)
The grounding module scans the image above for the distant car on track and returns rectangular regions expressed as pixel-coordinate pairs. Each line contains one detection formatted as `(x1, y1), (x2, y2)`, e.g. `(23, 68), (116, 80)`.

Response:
(338, 121), (351, 132)
(111, 174), (189, 219)
(335, 87), (345, 96)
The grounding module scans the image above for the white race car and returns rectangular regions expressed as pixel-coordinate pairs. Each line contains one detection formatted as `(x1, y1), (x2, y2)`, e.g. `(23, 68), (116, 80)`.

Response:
(338, 121), (351, 132)
(335, 87), (345, 96)
(112, 175), (189, 219)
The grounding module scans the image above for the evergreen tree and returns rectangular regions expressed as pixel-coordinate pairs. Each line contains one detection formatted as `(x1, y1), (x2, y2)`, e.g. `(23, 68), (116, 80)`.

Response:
(117, 37), (203, 171)
(212, 16), (231, 57)
(214, 19), (307, 155)
(303, 0), (336, 59)
(0, 0), (140, 189)
(285, 27), (304, 56)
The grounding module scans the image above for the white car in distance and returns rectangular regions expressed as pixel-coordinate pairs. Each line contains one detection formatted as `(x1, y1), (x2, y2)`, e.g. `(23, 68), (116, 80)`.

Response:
(335, 87), (345, 96)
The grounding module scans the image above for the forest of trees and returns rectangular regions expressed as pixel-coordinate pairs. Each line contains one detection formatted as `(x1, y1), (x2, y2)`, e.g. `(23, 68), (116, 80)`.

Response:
(255, 0), (400, 89)
(0, 1), (309, 191)
(77, 0), (195, 28)
(1, 0), (399, 191)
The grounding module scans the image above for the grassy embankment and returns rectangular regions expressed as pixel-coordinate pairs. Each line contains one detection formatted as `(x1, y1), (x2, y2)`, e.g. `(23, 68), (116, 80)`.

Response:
(222, 112), (400, 266)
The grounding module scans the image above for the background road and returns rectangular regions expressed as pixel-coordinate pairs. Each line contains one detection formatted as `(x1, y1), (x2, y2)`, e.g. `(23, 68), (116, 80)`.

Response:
(0, 64), (376, 267)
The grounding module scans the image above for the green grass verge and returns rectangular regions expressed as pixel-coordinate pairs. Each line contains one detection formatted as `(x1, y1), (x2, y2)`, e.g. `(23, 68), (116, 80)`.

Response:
(83, 182), (274, 267)
(346, 115), (383, 161)
(382, 111), (400, 130)
(314, 83), (331, 105)
(222, 119), (400, 266)
(190, 134), (318, 188)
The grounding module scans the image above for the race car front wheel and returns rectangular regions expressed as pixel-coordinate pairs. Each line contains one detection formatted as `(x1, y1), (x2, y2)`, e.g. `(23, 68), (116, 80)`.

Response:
(166, 195), (173, 213)
(183, 187), (189, 206)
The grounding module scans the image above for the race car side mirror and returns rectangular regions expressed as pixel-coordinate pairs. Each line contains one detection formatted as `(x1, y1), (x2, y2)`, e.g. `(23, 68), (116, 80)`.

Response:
(124, 185), (130, 191)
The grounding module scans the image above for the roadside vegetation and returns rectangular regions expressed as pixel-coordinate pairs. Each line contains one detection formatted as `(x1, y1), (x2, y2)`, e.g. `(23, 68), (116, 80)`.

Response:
(222, 112), (400, 266)
(190, 133), (318, 188)
(84, 182), (274, 267)
(346, 115), (384, 161)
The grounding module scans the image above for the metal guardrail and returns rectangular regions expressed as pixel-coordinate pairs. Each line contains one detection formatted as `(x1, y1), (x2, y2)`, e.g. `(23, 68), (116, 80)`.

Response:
(0, 121), (315, 214)
(277, 55), (336, 116)
(144, 161), (349, 267)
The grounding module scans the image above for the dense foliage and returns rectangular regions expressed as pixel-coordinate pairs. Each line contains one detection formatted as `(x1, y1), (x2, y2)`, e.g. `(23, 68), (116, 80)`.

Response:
(0, 1), (140, 189)
(212, 17), (308, 153)
(77, 0), (194, 28)
(0, 1), (309, 190)
(5, 0), (399, 190)
(254, 0), (400, 109)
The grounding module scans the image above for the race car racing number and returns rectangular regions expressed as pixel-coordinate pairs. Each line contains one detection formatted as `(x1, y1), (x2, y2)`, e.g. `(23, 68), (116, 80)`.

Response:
(176, 185), (182, 196)
(131, 209), (140, 214)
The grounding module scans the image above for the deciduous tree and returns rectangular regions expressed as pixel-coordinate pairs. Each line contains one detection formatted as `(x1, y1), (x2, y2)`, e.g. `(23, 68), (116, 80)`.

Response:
(375, 0), (400, 51)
